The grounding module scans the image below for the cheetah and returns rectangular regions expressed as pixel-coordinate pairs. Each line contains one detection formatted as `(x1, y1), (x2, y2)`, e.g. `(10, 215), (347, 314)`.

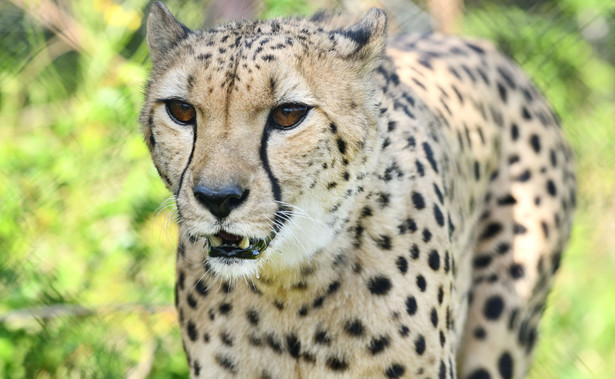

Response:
(140, 2), (576, 378)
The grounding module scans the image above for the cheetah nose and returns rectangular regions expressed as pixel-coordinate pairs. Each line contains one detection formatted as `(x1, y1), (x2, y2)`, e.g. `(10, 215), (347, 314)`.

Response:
(193, 184), (249, 219)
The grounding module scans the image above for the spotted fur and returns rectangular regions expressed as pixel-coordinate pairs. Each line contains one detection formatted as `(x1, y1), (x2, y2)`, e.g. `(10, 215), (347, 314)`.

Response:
(140, 2), (575, 378)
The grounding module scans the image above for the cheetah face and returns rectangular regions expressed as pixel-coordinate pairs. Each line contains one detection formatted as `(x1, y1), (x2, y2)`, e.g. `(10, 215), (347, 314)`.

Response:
(141, 2), (386, 279)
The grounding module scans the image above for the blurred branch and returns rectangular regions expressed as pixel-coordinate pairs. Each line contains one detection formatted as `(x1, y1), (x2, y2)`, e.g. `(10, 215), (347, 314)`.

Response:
(127, 339), (157, 379)
(0, 303), (175, 323)
(9, 0), (86, 53)
(428, 0), (464, 34)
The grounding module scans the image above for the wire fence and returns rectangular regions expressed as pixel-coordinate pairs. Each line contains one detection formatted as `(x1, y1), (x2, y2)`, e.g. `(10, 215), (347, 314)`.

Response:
(0, 0), (613, 377)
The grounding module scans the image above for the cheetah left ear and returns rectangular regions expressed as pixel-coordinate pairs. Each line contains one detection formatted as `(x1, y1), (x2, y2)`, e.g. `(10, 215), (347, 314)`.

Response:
(333, 8), (387, 72)
(147, 2), (192, 65)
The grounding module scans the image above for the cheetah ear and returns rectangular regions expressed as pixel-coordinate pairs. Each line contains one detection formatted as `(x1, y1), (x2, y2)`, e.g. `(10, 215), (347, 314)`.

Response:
(146, 2), (192, 64)
(333, 8), (387, 72)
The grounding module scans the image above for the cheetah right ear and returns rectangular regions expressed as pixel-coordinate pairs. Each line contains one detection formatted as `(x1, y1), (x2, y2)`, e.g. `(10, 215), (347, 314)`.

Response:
(332, 8), (388, 75)
(146, 2), (192, 64)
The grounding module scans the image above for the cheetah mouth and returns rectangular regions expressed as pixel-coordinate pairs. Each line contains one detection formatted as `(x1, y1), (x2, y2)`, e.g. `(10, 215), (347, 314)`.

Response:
(206, 231), (274, 260)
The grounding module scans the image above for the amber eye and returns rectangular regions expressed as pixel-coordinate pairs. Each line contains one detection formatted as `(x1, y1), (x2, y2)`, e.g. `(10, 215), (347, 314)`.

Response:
(165, 100), (196, 124)
(270, 103), (309, 129)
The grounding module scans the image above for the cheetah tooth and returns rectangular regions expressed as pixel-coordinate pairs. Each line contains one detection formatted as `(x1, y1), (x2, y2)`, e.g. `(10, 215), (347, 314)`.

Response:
(239, 237), (250, 249)
(208, 235), (222, 247)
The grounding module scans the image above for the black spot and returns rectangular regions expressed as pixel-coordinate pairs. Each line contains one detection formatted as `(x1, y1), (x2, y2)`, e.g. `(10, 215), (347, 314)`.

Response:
(515, 169), (531, 182)
(344, 319), (365, 336)
(377, 235), (392, 250)
(422, 229), (432, 243)
(466, 42), (486, 54)
(377, 192), (390, 207)
(497, 66), (516, 89)
(439, 360), (446, 379)
(547, 179), (557, 196)
(423, 142), (439, 173)
(438, 286), (444, 304)
(314, 329), (331, 345)
(396, 256), (408, 274)
(509, 308), (519, 330)
(484, 295), (505, 320)
(266, 334), (283, 353)
(187, 320), (198, 341)
(510, 263), (525, 279)
(336, 138), (347, 155)
(368, 335), (390, 355)
(497, 194), (517, 206)
(474, 161), (481, 181)
(416, 275), (426, 291)
(511, 123), (519, 140)
(326, 356), (348, 371)
(193, 359), (201, 376)
(385, 363), (406, 378)
(414, 334), (426, 355)
(312, 296), (324, 308)
(410, 244), (420, 259)
(178, 270), (185, 290)
(439, 330), (446, 347)
(497, 82), (507, 102)
(220, 331), (234, 346)
(513, 223), (527, 234)
(550, 149), (558, 167)
(286, 334), (301, 358)
(194, 280), (208, 297)
(328, 281), (341, 294)
(399, 325), (410, 337)
(247, 309), (259, 326)
(412, 191), (426, 210)
(430, 307), (439, 327)
(221, 281), (233, 294)
(434, 184), (444, 204)
(219, 302), (232, 315)
(467, 368), (490, 379)
(428, 250), (440, 271)
(298, 306), (308, 317)
(434, 204), (445, 226)
(329, 123), (337, 133)
(215, 354), (236, 374)
(361, 206), (373, 218)
(479, 222), (503, 240)
(529, 134), (542, 154)
(522, 106), (532, 120)
(406, 296), (418, 315)
(398, 218), (417, 234)
(186, 294), (197, 309)
(474, 326), (486, 339)
(367, 275), (392, 295)
(552, 252), (562, 274)
(498, 352), (514, 379)
(473, 254), (492, 269)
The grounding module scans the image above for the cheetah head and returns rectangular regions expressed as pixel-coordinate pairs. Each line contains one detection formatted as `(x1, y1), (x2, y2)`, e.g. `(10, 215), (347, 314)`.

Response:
(141, 2), (387, 280)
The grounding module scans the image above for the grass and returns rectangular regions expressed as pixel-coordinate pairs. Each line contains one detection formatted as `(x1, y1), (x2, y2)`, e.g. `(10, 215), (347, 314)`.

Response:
(0, 0), (613, 377)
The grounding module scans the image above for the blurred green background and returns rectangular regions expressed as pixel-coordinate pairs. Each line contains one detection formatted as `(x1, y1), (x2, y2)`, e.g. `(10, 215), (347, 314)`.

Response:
(1, 0), (613, 377)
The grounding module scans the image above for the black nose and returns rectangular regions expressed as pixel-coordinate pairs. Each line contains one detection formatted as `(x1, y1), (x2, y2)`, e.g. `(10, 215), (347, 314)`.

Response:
(193, 184), (249, 219)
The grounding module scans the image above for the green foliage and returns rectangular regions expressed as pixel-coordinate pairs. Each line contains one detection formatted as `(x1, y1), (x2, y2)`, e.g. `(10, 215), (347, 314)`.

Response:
(0, 0), (613, 378)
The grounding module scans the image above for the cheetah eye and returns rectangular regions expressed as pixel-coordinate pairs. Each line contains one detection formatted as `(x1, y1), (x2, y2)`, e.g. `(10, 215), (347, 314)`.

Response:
(270, 103), (310, 129)
(165, 100), (196, 125)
